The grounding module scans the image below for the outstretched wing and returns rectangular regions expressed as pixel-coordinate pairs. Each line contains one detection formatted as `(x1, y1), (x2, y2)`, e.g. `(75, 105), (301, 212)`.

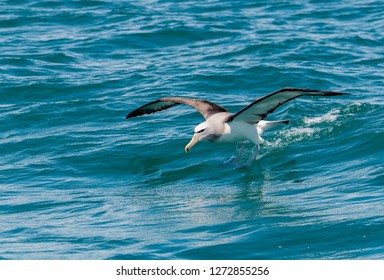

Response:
(229, 88), (345, 123)
(126, 97), (227, 120)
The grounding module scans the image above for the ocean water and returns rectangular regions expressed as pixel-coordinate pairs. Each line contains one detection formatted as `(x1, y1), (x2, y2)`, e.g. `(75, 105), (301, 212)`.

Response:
(1, 0), (383, 260)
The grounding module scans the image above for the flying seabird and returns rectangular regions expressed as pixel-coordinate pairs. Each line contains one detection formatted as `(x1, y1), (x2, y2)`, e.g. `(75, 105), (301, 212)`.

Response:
(126, 88), (346, 161)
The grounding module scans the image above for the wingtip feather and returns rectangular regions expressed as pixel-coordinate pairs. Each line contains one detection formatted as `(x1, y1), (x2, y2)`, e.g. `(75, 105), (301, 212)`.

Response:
(279, 87), (347, 96)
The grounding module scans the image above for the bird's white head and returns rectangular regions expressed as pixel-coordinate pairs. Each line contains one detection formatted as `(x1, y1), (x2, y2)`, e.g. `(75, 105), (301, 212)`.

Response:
(184, 122), (209, 153)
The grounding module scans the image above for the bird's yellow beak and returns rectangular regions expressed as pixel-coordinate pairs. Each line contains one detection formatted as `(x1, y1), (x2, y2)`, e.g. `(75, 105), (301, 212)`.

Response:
(185, 133), (200, 153)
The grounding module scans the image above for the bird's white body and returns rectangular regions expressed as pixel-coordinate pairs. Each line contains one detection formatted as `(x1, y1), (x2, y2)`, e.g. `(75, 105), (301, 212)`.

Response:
(223, 121), (262, 144)
(201, 112), (287, 145)
(222, 121), (262, 144)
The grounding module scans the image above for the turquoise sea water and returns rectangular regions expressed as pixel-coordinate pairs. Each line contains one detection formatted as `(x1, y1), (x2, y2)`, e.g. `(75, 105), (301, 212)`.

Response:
(1, 0), (383, 260)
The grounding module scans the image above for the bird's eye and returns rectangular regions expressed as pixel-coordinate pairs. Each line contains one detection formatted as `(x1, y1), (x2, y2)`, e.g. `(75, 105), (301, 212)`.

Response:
(197, 128), (205, 133)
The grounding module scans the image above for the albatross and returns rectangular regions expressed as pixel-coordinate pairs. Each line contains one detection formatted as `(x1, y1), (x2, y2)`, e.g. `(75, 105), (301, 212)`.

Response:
(126, 88), (346, 161)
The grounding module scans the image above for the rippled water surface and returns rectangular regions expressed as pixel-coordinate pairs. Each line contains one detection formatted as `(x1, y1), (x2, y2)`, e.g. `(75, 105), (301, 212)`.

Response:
(1, 0), (384, 259)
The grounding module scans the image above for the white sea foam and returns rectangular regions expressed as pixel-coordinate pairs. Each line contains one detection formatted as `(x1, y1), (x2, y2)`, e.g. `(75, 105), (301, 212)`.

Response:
(264, 127), (319, 149)
(303, 109), (340, 125)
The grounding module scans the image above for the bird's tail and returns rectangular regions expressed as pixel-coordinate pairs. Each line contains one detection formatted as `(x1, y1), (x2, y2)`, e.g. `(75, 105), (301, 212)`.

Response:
(257, 120), (290, 135)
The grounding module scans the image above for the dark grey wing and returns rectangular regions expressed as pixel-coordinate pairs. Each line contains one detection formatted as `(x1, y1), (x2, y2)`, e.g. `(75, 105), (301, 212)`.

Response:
(126, 97), (227, 120)
(229, 88), (346, 123)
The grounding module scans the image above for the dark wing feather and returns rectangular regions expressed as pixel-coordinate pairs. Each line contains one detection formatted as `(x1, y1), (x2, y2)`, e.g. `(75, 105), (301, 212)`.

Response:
(126, 97), (227, 120)
(229, 88), (346, 123)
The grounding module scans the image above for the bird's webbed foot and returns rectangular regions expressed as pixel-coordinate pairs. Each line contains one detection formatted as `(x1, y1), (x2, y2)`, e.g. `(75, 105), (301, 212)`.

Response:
(248, 144), (260, 164)
(224, 142), (260, 167)
(223, 142), (246, 166)
(236, 142), (246, 163)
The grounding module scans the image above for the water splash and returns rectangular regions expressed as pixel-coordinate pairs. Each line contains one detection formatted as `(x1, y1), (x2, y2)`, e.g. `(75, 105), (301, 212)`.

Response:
(303, 109), (340, 125)
(263, 106), (346, 151)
